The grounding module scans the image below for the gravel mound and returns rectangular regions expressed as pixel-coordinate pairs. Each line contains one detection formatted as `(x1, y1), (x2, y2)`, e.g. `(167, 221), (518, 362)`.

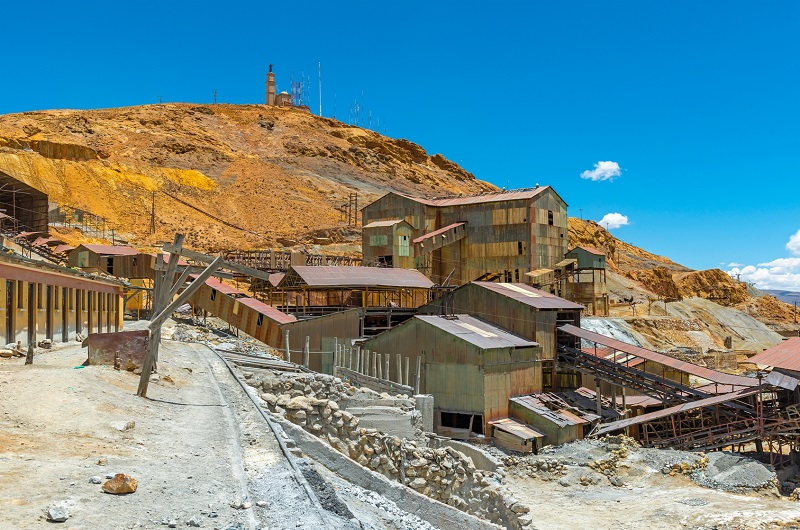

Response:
(692, 452), (778, 492)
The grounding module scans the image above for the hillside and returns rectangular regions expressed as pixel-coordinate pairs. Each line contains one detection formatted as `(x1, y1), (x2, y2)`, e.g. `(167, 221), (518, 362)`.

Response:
(0, 103), (795, 347)
(0, 104), (495, 251)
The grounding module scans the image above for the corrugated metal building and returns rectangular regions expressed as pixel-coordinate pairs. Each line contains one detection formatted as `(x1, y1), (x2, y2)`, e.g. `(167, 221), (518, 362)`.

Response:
(68, 245), (139, 273)
(361, 186), (568, 286)
(362, 314), (541, 437)
(272, 266), (433, 310)
(508, 394), (592, 446)
(0, 253), (124, 345)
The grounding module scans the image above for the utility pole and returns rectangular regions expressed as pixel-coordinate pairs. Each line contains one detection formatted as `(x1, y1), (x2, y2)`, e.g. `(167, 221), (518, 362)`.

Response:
(318, 61), (322, 117)
(150, 191), (156, 235)
(579, 208), (583, 220)
(213, 89), (217, 104)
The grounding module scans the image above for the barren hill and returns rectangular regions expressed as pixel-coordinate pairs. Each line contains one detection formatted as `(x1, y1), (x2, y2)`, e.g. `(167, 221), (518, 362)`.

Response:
(0, 104), (495, 250)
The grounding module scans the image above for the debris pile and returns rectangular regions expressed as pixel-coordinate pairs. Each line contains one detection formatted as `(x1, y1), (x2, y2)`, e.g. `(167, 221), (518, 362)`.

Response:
(691, 452), (778, 494)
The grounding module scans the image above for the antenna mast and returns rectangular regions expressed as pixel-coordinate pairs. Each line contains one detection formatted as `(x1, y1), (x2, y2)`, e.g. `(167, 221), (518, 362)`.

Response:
(318, 62), (322, 116)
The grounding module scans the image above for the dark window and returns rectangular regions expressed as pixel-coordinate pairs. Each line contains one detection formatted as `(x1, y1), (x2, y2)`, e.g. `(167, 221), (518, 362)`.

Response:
(37, 284), (43, 309)
(17, 281), (24, 309)
(257, 314), (264, 326)
(210, 289), (217, 301)
(518, 242), (523, 255)
(548, 210), (554, 226)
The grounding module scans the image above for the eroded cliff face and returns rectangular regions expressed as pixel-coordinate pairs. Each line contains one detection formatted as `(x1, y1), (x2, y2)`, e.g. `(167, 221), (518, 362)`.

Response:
(0, 104), (495, 251)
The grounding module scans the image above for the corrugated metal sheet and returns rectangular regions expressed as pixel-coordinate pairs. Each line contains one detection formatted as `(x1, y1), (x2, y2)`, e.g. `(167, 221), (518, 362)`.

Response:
(593, 387), (762, 436)
(395, 186), (551, 207)
(268, 272), (284, 287)
(412, 222), (466, 244)
(474, 282), (585, 310)
(554, 258), (577, 267)
(80, 244), (138, 256)
(489, 417), (545, 439)
(570, 246), (605, 256)
(748, 337), (800, 371)
(193, 275), (243, 296)
(560, 324), (758, 387)
(510, 395), (587, 428)
(237, 297), (297, 324)
(283, 266), (434, 289)
(415, 314), (538, 349)
(363, 219), (405, 228)
(582, 346), (646, 368)
(765, 369), (800, 391)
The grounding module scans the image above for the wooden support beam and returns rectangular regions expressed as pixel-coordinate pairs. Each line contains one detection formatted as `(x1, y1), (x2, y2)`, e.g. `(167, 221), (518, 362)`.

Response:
(149, 256), (223, 331)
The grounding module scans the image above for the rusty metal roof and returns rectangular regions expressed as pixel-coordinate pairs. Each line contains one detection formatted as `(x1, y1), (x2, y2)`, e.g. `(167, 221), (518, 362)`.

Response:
(489, 417), (545, 439)
(281, 266), (434, 289)
(412, 222), (466, 244)
(415, 314), (538, 350)
(568, 246), (605, 256)
(397, 186), (554, 207)
(560, 324), (758, 387)
(473, 282), (585, 310)
(193, 275), (244, 296)
(582, 346), (646, 368)
(363, 219), (406, 228)
(79, 244), (138, 256)
(510, 394), (589, 428)
(593, 386), (762, 436)
(748, 337), (800, 371)
(237, 297), (297, 324)
(268, 272), (284, 287)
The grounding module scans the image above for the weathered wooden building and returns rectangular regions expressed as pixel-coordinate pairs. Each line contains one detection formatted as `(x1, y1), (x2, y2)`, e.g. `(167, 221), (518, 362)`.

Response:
(270, 266), (434, 311)
(188, 276), (296, 349)
(68, 244), (139, 273)
(0, 253), (124, 345)
(362, 314), (541, 437)
(420, 281), (583, 362)
(361, 186), (569, 286)
(508, 394), (593, 446)
(561, 246), (609, 316)
(361, 220), (414, 269)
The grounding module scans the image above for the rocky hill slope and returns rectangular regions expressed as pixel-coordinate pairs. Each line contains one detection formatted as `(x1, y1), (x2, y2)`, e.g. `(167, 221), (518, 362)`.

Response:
(0, 103), (795, 349)
(0, 104), (495, 250)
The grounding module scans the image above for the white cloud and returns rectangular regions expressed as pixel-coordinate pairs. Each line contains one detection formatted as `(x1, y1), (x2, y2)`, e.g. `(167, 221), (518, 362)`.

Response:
(727, 262), (743, 268)
(580, 161), (622, 181)
(724, 231), (800, 291)
(787, 229), (800, 256)
(598, 212), (629, 230)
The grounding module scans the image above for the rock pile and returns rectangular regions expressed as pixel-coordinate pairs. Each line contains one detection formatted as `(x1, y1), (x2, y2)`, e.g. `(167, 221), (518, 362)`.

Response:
(248, 371), (531, 529)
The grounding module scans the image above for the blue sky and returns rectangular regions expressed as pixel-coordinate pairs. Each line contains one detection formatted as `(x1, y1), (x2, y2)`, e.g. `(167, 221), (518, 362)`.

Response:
(3, 1), (799, 289)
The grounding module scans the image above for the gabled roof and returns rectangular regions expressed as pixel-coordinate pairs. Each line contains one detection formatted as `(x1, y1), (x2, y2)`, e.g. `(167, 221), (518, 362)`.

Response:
(278, 266), (434, 289)
(471, 282), (584, 310)
(77, 244), (138, 256)
(363, 219), (408, 229)
(395, 186), (560, 208)
(489, 418), (545, 440)
(415, 314), (537, 349)
(568, 246), (605, 256)
(749, 337), (800, 372)
(237, 297), (297, 324)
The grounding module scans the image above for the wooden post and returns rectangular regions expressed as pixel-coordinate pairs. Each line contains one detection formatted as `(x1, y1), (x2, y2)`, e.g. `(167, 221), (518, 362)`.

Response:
(595, 378), (602, 416)
(396, 354), (402, 383)
(377, 353), (383, 380)
(414, 356), (422, 395)
(348, 347), (353, 371)
(404, 356), (410, 387)
(371, 351), (377, 378)
(384, 354), (389, 382)
(355, 347), (361, 374)
(362, 349), (369, 374)
(303, 336), (310, 369)
(284, 330), (290, 362)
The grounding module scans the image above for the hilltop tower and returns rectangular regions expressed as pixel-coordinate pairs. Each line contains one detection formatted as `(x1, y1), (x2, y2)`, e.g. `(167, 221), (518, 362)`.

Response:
(266, 63), (276, 106)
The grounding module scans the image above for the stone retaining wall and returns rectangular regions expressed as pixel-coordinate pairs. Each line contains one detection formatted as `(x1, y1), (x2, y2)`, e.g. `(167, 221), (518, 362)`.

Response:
(247, 371), (531, 529)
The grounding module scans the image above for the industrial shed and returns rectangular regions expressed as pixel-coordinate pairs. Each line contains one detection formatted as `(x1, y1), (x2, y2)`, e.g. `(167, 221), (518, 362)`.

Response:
(0, 171), (49, 234)
(361, 186), (569, 286)
(421, 281), (582, 361)
(508, 394), (594, 447)
(362, 314), (541, 437)
(0, 253), (124, 345)
(68, 244), (138, 273)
